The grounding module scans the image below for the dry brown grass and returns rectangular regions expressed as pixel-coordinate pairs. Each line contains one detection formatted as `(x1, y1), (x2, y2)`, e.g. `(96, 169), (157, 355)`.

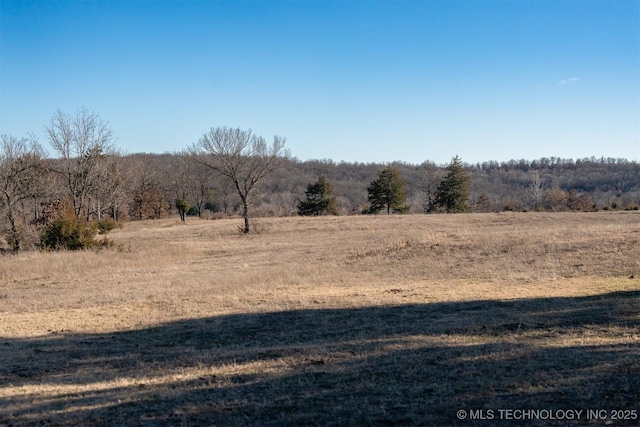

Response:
(1, 212), (638, 425)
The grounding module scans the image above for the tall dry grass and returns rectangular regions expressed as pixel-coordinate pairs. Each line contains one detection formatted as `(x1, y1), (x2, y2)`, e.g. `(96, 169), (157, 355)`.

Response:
(1, 212), (638, 336)
(1, 212), (638, 425)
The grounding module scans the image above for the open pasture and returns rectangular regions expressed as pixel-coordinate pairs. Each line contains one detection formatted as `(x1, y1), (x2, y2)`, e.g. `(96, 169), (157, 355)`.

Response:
(1, 212), (638, 425)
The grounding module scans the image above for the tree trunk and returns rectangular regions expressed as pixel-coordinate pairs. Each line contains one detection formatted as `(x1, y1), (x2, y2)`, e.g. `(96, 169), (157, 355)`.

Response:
(6, 205), (19, 252)
(241, 196), (250, 233)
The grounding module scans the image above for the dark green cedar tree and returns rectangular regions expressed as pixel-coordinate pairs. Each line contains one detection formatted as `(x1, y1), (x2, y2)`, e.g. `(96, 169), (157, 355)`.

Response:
(435, 156), (470, 213)
(297, 176), (338, 216)
(366, 167), (409, 214)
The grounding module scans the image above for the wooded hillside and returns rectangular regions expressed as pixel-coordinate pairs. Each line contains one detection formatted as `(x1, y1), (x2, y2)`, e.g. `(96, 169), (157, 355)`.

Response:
(2, 131), (639, 252)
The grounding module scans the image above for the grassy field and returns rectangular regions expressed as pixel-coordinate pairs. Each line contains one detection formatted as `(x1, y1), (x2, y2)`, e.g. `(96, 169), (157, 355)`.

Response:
(1, 212), (638, 426)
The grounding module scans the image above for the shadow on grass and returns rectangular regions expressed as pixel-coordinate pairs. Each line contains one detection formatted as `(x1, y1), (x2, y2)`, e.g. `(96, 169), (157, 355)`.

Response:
(1, 290), (638, 426)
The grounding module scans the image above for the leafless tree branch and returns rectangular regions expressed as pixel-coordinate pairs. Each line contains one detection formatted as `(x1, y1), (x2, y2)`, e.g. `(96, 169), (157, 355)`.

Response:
(190, 126), (290, 233)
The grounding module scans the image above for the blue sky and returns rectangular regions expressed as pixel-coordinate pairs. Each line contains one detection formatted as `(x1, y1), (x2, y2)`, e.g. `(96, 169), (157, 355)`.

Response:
(1, 0), (638, 165)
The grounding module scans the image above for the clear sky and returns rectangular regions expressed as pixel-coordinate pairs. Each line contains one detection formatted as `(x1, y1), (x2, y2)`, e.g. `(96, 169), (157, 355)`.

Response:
(1, 0), (639, 165)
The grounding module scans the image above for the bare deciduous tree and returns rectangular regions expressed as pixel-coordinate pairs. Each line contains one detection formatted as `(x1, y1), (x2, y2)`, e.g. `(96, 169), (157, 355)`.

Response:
(47, 107), (119, 220)
(417, 162), (441, 213)
(191, 127), (290, 233)
(529, 170), (544, 211)
(218, 178), (235, 216)
(167, 152), (213, 219)
(0, 134), (45, 252)
(189, 158), (213, 218)
(125, 157), (170, 220)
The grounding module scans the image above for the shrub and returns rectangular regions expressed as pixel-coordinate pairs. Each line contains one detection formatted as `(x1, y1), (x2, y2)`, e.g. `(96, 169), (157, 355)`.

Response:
(41, 213), (111, 250)
(97, 217), (117, 235)
(175, 198), (190, 222)
(0, 236), (10, 253)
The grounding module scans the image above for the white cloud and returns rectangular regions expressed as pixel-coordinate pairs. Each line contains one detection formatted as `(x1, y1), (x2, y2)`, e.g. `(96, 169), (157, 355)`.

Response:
(557, 77), (580, 86)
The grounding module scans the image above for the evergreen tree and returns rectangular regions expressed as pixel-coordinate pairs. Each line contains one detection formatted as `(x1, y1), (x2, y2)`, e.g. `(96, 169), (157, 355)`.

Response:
(435, 156), (470, 213)
(366, 167), (409, 214)
(175, 197), (190, 222)
(297, 176), (338, 216)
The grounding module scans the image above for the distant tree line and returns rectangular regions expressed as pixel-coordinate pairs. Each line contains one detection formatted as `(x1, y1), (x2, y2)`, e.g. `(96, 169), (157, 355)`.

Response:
(2, 108), (639, 252)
